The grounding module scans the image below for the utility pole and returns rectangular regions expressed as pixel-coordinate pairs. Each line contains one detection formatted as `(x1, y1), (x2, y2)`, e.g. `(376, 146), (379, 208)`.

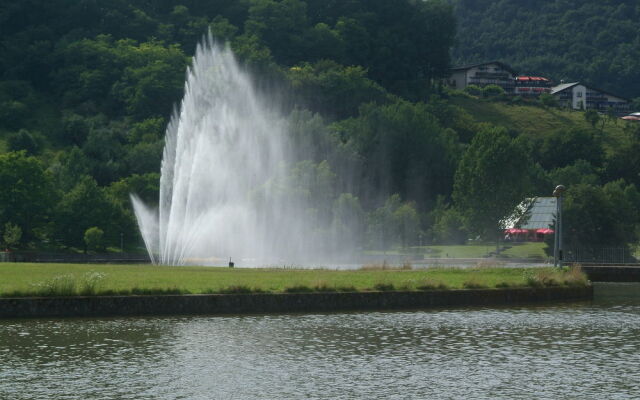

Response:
(553, 185), (566, 267)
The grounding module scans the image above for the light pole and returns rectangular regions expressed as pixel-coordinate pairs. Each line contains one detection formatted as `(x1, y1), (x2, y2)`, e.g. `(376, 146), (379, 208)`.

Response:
(553, 185), (566, 267)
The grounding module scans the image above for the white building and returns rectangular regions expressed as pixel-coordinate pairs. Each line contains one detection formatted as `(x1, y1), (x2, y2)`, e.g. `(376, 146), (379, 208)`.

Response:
(448, 61), (517, 93)
(551, 82), (630, 114)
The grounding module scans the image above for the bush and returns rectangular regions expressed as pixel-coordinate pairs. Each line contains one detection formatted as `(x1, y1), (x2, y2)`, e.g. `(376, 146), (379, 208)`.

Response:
(84, 226), (105, 252)
(464, 84), (483, 97)
(462, 278), (488, 289)
(417, 278), (448, 291)
(539, 93), (558, 107)
(284, 285), (313, 293)
(482, 84), (505, 98)
(372, 282), (395, 291)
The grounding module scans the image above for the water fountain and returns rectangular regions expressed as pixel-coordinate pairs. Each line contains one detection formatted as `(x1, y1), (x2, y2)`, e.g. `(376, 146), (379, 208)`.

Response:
(132, 33), (322, 266)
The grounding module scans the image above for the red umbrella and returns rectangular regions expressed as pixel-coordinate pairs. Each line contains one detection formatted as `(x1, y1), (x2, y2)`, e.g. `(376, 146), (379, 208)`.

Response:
(504, 228), (520, 234)
(536, 228), (554, 234)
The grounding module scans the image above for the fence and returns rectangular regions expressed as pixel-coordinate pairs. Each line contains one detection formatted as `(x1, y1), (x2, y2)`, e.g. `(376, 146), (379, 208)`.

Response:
(0, 251), (150, 264)
(563, 247), (638, 265)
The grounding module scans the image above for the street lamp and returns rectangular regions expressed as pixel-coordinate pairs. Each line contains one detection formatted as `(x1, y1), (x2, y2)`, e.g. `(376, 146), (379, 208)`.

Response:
(553, 185), (566, 267)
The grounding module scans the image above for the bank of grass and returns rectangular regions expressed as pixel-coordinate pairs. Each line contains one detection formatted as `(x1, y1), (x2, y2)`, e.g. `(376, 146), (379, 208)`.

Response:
(366, 242), (547, 259)
(0, 263), (588, 298)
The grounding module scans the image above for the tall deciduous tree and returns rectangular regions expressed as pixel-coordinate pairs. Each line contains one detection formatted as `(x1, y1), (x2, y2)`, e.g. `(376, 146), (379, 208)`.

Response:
(453, 126), (532, 249)
(0, 151), (56, 244)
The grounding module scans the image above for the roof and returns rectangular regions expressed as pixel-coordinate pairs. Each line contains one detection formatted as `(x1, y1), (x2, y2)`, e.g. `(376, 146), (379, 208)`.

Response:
(451, 61), (517, 75)
(551, 82), (630, 102)
(519, 197), (557, 230)
(550, 82), (579, 95)
(503, 197), (556, 230)
(516, 76), (550, 81)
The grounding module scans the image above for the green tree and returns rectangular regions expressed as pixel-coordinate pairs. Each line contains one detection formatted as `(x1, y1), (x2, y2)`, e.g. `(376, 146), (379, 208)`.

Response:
(84, 226), (105, 253)
(430, 199), (468, 245)
(54, 176), (133, 249)
(393, 202), (420, 249)
(2, 223), (23, 249)
(287, 60), (389, 119)
(0, 152), (56, 243)
(539, 93), (559, 108)
(482, 84), (505, 98)
(453, 126), (533, 250)
(584, 109), (600, 128)
(331, 193), (365, 250)
(366, 194), (401, 250)
(7, 129), (44, 155)
(560, 182), (640, 251)
(335, 101), (460, 207)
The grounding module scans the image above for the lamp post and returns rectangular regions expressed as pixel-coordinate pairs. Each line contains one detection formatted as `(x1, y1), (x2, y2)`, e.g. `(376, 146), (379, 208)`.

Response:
(553, 185), (566, 267)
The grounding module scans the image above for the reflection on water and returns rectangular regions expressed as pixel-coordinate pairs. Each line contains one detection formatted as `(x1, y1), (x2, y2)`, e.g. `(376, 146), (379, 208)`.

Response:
(1, 283), (639, 399)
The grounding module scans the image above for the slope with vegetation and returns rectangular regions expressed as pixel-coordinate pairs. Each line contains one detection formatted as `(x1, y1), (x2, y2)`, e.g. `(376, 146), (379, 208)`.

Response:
(0, 0), (639, 259)
(451, 0), (640, 102)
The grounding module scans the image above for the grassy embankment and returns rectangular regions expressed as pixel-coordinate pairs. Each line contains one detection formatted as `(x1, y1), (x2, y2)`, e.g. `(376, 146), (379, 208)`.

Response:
(366, 242), (548, 259)
(451, 95), (630, 157)
(0, 263), (588, 297)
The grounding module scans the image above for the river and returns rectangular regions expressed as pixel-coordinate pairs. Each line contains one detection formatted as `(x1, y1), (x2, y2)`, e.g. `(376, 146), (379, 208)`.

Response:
(1, 283), (638, 399)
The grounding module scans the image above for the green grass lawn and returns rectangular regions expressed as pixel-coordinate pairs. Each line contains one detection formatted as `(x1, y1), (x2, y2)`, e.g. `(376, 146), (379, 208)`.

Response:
(451, 96), (628, 138)
(367, 242), (547, 259)
(0, 263), (587, 297)
(366, 244), (495, 258)
(499, 242), (548, 259)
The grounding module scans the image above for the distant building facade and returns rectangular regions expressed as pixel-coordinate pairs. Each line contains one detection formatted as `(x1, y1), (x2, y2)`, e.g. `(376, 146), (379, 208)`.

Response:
(448, 61), (517, 93)
(551, 82), (630, 114)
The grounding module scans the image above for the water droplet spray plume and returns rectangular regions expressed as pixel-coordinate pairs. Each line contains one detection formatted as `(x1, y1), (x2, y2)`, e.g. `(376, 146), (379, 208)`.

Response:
(131, 34), (337, 266)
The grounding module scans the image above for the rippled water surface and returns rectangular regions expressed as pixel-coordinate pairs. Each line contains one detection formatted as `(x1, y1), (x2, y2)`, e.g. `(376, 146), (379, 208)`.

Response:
(1, 283), (639, 399)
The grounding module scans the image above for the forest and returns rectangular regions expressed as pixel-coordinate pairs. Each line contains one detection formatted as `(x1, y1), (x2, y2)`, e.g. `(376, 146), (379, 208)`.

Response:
(0, 0), (639, 256)
(451, 0), (640, 99)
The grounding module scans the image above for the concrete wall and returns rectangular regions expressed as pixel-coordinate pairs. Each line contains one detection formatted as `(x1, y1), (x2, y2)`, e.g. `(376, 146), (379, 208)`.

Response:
(582, 266), (640, 282)
(0, 286), (593, 319)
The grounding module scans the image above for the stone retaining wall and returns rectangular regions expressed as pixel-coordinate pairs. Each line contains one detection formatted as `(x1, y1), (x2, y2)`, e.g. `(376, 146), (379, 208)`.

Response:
(582, 266), (640, 282)
(0, 286), (593, 319)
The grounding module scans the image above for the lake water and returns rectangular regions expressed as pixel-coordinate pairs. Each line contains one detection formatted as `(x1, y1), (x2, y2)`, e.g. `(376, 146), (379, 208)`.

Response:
(1, 283), (639, 399)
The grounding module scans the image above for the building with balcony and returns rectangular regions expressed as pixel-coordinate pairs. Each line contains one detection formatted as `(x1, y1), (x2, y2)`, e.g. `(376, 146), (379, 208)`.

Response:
(514, 76), (553, 97)
(448, 61), (517, 93)
(551, 82), (630, 114)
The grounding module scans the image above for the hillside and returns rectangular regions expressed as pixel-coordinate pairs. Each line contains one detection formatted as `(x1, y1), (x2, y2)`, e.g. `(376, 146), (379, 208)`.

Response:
(451, 0), (640, 100)
(0, 0), (639, 255)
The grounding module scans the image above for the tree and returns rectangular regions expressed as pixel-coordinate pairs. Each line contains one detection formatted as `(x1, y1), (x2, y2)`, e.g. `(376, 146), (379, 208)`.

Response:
(584, 109), (600, 127)
(84, 227), (105, 253)
(539, 93), (558, 108)
(393, 202), (420, 249)
(482, 84), (505, 98)
(335, 100), (460, 207)
(430, 199), (468, 245)
(54, 176), (133, 249)
(2, 223), (22, 249)
(453, 126), (533, 250)
(559, 182), (640, 252)
(366, 194), (402, 250)
(287, 60), (389, 119)
(7, 129), (44, 155)
(0, 152), (56, 244)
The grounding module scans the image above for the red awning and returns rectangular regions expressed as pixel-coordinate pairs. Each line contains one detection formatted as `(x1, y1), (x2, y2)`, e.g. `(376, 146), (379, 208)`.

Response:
(536, 228), (554, 234)
(505, 228), (528, 234)
(621, 116), (640, 121)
